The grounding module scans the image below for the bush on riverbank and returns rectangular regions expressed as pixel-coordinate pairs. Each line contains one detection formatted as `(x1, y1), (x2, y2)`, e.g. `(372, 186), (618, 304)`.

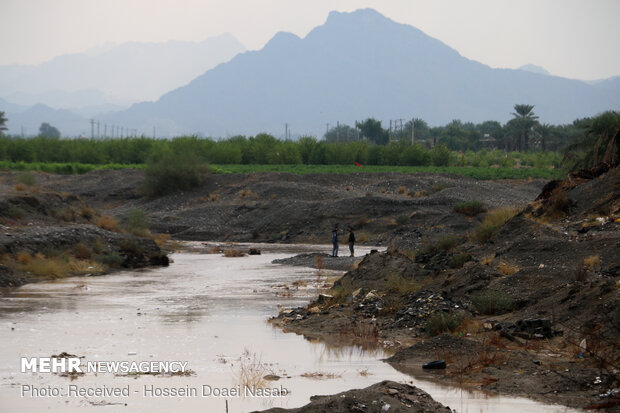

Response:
(144, 149), (211, 196)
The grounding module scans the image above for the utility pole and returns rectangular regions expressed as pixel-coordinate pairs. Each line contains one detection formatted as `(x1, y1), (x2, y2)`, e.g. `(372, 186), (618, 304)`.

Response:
(411, 117), (415, 145)
(89, 119), (95, 139)
(285, 123), (288, 140)
(96, 121), (100, 139)
(104, 124), (107, 139)
(153, 126), (156, 139)
(336, 121), (340, 142)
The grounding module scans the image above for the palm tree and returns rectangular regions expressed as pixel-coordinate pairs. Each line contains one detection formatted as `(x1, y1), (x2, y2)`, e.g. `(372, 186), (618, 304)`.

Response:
(511, 104), (539, 152)
(564, 111), (620, 169)
(536, 123), (554, 152)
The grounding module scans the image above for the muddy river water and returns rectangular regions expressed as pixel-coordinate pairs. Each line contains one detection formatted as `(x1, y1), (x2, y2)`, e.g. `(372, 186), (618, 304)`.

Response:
(0, 243), (581, 412)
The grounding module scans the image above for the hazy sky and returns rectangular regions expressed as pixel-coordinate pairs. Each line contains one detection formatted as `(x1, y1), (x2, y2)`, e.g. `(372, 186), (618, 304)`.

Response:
(1, 0), (618, 80)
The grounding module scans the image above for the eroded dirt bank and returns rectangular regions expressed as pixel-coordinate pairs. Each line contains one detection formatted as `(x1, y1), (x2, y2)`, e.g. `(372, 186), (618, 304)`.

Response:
(270, 167), (620, 411)
(0, 172), (169, 287)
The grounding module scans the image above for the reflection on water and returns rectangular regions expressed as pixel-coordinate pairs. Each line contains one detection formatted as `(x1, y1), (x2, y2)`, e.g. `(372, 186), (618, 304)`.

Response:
(0, 243), (582, 413)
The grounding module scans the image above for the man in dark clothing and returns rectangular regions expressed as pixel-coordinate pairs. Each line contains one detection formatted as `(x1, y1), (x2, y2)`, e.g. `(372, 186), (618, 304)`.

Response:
(348, 228), (355, 257)
(332, 226), (339, 257)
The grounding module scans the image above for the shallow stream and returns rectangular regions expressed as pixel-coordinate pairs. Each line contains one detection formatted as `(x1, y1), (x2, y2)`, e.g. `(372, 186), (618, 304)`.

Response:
(0, 243), (581, 412)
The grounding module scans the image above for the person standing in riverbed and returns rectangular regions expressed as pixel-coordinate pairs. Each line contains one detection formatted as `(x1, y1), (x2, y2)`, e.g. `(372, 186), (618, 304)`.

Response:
(331, 225), (339, 257)
(348, 227), (355, 257)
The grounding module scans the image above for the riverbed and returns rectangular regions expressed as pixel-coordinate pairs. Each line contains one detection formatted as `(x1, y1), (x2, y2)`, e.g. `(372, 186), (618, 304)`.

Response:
(0, 243), (581, 412)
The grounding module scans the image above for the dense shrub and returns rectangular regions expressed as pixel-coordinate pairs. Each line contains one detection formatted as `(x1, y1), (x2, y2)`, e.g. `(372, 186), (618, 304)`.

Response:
(454, 200), (487, 216)
(144, 148), (210, 196)
(448, 253), (471, 269)
(395, 215), (410, 225)
(123, 209), (150, 237)
(15, 172), (36, 186)
(471, 290), (515, 315)
(424, 312), (463, 336)
(471, 207), (520, 243)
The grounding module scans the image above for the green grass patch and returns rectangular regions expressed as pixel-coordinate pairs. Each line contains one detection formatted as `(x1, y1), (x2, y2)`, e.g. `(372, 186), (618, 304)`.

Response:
(211, 164), (565, 180)
(0, 161), (566, 180)
(0, 161), (143, 174)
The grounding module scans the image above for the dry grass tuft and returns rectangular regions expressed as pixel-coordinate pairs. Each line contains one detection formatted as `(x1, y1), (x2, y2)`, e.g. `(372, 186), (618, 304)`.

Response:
(223, 249), (246, 257)
(18, 255), (68, 278)
(497, 260), (520, 276)
(583, 255), (600, 270)
(79, 204), (96, 221)
(151, 233), (171, 247)
(239, 189), (257, 198)
(14, 183), (28, 191)
(236, 350), (269, 389)
(481, 253), (496, 266)
(397, 186), (407, 194)
(16, 251), (32, 264)
(68, 259), (105, 274)
(98, 215), (119, 232)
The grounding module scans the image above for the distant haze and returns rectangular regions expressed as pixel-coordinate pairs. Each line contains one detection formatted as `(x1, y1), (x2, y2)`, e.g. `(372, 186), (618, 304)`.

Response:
(1, 6), (619, 138)
(0, 0), (619, 81)
(0, 34), (245, 105)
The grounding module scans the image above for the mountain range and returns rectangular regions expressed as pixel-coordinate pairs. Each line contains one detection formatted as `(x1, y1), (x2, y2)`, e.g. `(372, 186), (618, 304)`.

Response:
(2, 9), (619, 138)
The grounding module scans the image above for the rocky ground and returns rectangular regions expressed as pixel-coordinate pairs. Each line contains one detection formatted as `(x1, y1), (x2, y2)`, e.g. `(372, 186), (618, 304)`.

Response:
(270, 166), (620, 410)
(251, 380), (451, 413)
(31, 169), (544, 247)
(272, 252), (362, 271)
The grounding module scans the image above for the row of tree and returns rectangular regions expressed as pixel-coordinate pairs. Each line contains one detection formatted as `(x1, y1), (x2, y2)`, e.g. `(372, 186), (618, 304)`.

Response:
(0, 109), (617, 169)
(325, 105), (585, 153)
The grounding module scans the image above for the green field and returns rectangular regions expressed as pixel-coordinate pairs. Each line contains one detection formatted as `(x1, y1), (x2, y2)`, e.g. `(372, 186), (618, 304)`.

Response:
(1, 161), (565, 180)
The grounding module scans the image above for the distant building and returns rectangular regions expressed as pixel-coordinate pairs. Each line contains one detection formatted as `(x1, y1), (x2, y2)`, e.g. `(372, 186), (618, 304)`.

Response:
(481, 133), (496, 149)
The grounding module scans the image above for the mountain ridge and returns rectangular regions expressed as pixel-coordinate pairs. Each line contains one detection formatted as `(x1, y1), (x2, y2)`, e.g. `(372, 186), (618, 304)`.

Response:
(109, 8), (618, 137)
